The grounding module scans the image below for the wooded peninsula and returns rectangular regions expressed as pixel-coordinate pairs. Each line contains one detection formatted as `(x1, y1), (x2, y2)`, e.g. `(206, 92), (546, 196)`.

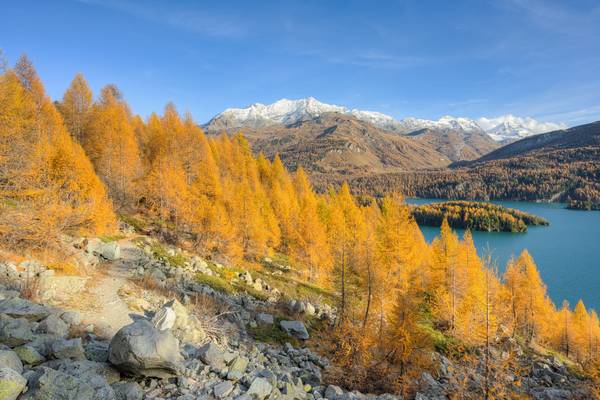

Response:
(410, 201), (549, 232)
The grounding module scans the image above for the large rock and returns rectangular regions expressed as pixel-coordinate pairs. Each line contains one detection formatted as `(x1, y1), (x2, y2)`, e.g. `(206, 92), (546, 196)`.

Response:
(246, 377), (273, 400)
(112, 381), (143, 400)
(227, 356), (249, 381)
(197, 341), (226, 370)
(324, 385), (344, 400)
(214, 381), (234, 398)
(280, 320), (309, 340)
(36, 314), (69, 338)
(0, 349), (23, 373)
(0, 366), (26, 400)
(255, 313), (274, 326)
(0, 315), (33, 347)
(108, 319), (182, 378)
(0, 298), (50, 321)
(87, 239), (121, 260)
(47, 359), (120, 399)
(52, 338), (86, 360)
(151, 304), (176, 331)
(13, 344), (45, 365)
(21, 366), (96, 400)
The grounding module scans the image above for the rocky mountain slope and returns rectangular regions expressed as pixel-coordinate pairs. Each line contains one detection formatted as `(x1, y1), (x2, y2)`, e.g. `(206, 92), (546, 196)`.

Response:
(0, 229), (596, 400)
(472, 120), (600, 163)
(231, 113), (453, 176)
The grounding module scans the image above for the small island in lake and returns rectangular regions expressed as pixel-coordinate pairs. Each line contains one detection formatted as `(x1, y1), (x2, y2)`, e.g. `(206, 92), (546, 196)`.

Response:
(410, 200), (549, 232)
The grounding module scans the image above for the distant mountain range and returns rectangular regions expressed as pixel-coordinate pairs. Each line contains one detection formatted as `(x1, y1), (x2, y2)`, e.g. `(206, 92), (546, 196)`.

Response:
(203, 97), (567, 177)
(205, 97), (567, 143)
(204, 98), (599, 208)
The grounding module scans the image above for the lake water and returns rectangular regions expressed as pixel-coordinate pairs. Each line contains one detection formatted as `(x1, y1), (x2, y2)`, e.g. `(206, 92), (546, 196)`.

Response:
(406, 199), (600, 311)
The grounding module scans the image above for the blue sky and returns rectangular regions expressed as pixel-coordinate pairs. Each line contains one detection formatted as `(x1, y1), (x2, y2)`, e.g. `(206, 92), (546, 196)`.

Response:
(1, 0), (599, 125)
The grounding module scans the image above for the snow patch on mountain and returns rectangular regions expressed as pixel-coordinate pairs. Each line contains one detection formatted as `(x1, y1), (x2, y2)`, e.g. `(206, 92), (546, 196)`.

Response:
(207, 97), (566, 141)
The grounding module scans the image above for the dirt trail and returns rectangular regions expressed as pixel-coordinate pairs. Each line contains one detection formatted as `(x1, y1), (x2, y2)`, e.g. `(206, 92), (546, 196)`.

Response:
(77, 239), (141, 338)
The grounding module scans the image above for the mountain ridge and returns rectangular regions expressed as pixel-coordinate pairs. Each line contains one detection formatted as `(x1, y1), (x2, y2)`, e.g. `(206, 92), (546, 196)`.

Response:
(205, 97), (567, 142)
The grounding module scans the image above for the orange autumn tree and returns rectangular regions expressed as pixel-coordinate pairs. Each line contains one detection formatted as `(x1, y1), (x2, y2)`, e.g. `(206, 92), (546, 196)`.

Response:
(83, 84), (142, 209)
(57, 73), (93, 144)
(0, 55), (115, 251)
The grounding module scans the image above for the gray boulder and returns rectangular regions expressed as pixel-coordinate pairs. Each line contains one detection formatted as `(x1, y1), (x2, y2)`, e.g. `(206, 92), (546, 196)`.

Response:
(112, 381), (143, 400)
(108, 319), (182, 378)
(246, 377), (273, 400)
(324, 385), (344, 400)
(87, 239), (121, 260)
(255, 313), (274, 326)
(61, 311), (82, 326)
(227, 356), (249, 380)
(13, 344), (45, 365)
(36, 314), (69, 337)
(52, 338), (86, 360)
(214, 381), (234, 398)
(0, 298), (50, 321)
(48, 359), (119, 400)
(0, 366), (26, 400)
(0, 349), (23, 373)
(197, 341), (226, 370)
(21, 366), (96, 400)
(0, 315), (33, 347)
(280, 320), (309, 340)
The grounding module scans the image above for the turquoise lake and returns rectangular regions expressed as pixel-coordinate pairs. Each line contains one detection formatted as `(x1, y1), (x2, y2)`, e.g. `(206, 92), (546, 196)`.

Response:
(406, 199), (600, 312)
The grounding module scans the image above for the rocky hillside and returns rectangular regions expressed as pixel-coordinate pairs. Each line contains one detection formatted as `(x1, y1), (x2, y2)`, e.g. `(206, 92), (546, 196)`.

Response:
(206, 112), (499, 180)
(0, 227), (596, 400)
(473, 120), (600, 163)
(227, 113), (453, 175)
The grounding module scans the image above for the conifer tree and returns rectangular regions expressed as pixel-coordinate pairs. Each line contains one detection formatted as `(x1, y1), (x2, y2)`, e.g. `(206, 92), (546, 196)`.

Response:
(57, 73), (92, 143)
(84, 84), (141, 208)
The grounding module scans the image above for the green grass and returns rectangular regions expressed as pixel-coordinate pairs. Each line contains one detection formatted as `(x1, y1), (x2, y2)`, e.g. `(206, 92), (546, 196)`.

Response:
(196, 273), (238, 295)
(150, 243), (187, 268)
(100, 234), (125, 243)
(1, 199), (17, 207)
(118, 214), (148, 232)
(419, 321), (457, 354)
(248, 319), (300, 346)
(235, 283), (271, 301)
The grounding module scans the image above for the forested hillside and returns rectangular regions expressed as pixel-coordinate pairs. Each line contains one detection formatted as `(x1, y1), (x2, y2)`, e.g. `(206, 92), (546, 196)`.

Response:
(342, 145), (600, 210)
(1, 56), (599, 397)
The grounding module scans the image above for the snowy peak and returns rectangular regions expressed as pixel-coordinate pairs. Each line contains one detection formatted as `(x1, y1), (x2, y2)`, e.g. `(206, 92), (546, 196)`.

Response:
(477, 115), (567, 142)
(206, 97), (566, 141)
(215, 97), (348, 129)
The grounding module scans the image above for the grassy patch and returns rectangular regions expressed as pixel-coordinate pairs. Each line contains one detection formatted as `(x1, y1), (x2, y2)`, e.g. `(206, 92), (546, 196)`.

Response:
(297, 281), (336, 303)
(119, 214), (148, 232)
(100, 235), (125, 243)
(248, 320), (299, 346)
(150, 243), (187, 268)
(236, 283), (271, 301)
(196, 273), (237, 296)
(419, 321), (456, 354)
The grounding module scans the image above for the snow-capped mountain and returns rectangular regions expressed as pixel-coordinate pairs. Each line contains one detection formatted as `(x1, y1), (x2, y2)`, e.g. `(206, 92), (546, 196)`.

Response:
(205, 97), (566, 141)
(477, 115), (568, 142)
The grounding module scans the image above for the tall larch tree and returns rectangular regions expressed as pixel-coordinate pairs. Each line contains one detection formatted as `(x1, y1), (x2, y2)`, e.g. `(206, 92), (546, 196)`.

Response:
(57, 73), (92, 143)
(84, 84), (141, 209)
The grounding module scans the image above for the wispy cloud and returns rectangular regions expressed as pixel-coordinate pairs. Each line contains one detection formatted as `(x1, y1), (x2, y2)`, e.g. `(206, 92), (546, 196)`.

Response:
(76, 0), (246, 38)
